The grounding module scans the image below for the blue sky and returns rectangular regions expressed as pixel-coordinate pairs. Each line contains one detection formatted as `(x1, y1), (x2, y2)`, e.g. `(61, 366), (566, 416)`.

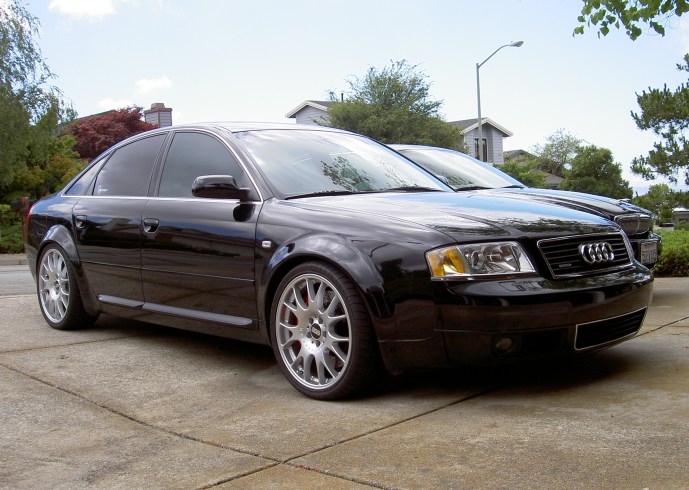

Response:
(24, 0), (689, 194)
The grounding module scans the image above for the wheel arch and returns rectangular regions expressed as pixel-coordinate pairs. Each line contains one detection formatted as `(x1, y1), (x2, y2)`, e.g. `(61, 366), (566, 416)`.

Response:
(258, 236), (391, 345)
(38, 225), (100, 316)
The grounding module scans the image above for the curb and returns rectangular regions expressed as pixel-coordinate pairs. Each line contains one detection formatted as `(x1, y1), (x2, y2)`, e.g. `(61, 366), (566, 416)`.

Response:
(0, 254), (28, 266)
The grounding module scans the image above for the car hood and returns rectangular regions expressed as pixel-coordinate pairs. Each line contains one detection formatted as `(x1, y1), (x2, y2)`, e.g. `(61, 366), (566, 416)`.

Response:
(481, 187), (648, 218)
(291, 191), (617, 242)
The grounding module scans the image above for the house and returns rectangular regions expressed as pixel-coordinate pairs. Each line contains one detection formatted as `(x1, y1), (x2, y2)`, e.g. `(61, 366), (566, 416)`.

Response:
(57, 102), (174, 134)
(502, 149), (563, 189)
(448, 118), (513, 165)
(144, 102), (173, 127)
(286, 100), (513, 165)
(285, 100), (333, 125)
(673, 208), (689, 226)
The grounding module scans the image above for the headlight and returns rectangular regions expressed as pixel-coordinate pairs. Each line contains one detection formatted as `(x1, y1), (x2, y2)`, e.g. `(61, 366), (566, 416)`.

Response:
(426, 242), (536, 279)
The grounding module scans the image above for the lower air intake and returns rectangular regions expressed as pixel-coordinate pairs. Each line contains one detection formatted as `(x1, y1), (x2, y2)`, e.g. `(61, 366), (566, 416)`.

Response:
(575, 308), (647, 350)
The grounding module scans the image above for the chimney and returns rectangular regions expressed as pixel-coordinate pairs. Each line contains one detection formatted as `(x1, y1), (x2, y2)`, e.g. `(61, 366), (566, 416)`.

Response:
(144, 102), (173, 127)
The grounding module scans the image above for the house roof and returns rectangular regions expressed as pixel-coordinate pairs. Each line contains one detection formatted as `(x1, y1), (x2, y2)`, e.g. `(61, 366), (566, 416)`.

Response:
(504, 149), (534, 160)
(544, 174), (564, 186)
(55, 109), (118, 135)
(285, 100), (334, 118)
(449, 118), (513, 137)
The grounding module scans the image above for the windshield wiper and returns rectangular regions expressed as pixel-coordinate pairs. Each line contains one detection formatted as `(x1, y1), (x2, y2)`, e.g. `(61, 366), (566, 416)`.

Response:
(501, 185), (526, 189)
(386, 186), (443, 192)
(454, 185), (491, 191)
(285, 190), (357, 199)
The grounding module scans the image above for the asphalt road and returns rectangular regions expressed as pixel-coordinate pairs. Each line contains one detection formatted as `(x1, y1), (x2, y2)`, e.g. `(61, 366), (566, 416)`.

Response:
(1, 266), (688, 489)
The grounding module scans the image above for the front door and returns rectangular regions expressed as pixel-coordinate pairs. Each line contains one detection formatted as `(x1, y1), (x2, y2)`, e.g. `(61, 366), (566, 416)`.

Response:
(141, 131), (260, 327)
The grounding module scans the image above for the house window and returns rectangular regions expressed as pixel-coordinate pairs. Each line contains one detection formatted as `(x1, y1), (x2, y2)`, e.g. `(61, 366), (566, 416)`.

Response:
(474, 138), (487, 162)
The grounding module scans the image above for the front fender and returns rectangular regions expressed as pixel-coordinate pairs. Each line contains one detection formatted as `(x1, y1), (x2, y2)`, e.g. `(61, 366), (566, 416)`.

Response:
(257, 232), (390, 337)
(257, 230), (440, 346)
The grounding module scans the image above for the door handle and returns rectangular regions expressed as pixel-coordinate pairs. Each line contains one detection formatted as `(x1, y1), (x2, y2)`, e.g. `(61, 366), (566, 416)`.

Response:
(142, 218), (159, 233)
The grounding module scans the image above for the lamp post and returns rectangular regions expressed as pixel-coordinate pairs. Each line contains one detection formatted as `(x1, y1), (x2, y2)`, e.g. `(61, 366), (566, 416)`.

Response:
(476, 40), (523, 162)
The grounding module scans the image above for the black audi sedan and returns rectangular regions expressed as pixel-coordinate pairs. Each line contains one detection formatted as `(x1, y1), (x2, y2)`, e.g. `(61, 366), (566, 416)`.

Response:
(390, 144), (661, 268)
(27, 123), (653, 399)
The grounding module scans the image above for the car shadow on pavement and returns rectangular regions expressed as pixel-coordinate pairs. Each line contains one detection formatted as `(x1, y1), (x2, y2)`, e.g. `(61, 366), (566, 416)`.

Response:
(85, 314), (644, 401)
(381, 349), (637, 399)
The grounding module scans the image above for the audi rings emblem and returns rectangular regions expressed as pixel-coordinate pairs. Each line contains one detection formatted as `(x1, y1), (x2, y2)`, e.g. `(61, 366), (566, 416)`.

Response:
(579, 242), (615, 264)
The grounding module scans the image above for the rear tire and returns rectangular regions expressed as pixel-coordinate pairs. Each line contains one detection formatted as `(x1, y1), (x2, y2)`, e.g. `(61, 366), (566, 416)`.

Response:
(37, 244), (98, 330)
(270, 262), (380, 400)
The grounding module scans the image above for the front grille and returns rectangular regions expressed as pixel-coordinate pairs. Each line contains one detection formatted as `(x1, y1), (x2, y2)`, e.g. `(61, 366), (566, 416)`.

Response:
(538, 233), (632, 278)
(575, 308), (646, 350)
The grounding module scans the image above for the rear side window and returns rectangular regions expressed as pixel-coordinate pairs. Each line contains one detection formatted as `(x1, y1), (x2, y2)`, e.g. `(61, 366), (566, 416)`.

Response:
(158, 132), (249, 198)
(64, 159), (105, 196)
(93, 134), (166, 196)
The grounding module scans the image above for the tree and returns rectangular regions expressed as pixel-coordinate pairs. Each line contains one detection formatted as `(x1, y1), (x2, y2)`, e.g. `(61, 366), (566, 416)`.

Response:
(559, 145), (633, 198)
(574, 0), (689, 40)
(531, 129), (583, 178)
(1, 1), (50, 190)
(499, 157), (548, 188)
(633, 183), (688, 222)
(630, 54), (689, 186)
(70, 107), (157, 160)
(326, 60), (464, 149)
(0, 1), (76, 201)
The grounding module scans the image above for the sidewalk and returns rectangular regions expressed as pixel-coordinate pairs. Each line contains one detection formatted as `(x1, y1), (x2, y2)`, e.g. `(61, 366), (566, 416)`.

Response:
(0, 253), (27, 266)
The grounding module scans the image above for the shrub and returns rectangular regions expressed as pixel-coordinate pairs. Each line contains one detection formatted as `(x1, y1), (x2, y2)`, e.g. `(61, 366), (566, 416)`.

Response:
(654, 229), (689, 277)
(0, 222), (24, 254)
(0, 205), (24, 254)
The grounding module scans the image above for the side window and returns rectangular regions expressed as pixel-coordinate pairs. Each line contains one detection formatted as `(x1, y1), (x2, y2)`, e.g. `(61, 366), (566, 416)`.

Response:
(64, 159), (106, 196)
(93, 134), (166, 196)
(158, 132), (249, 198)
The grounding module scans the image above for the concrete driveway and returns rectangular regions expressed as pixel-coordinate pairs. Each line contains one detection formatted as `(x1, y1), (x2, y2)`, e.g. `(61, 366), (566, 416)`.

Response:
(1, 264), (687, 489)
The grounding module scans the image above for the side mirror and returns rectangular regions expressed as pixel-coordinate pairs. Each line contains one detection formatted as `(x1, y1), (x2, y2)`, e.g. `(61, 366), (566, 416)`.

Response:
(191, 175), (250, 200)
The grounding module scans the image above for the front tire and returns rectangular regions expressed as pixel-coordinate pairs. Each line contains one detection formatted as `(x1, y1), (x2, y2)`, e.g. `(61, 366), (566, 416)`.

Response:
(270, 262), (380, 400)
(37, 244), (98, 330)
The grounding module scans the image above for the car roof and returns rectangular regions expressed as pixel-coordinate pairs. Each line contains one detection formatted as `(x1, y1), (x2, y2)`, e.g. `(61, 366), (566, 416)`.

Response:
(389, 143), (451, 151)
(158, 121), (350, 134)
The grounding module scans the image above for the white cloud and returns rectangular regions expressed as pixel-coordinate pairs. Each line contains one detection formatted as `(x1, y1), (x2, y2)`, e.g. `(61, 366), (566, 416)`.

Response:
(135, 76), (173, 95)
(48, 0), (116, 21)
(98, 97), (133, 110)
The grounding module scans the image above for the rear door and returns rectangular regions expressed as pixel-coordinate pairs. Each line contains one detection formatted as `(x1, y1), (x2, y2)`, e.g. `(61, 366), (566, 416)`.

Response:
(72, 133), (167, 304)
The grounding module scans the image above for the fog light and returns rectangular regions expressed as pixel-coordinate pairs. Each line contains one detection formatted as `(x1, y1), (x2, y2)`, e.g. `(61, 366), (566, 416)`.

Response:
(495, 337), (514, 352)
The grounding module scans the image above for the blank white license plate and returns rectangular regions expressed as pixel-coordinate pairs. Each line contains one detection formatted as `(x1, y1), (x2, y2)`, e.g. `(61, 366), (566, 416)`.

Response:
(640, 241), (658, 265)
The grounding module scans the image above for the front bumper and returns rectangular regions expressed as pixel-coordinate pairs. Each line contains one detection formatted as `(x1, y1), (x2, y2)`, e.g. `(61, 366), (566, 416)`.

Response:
(377, 267), (653, 373)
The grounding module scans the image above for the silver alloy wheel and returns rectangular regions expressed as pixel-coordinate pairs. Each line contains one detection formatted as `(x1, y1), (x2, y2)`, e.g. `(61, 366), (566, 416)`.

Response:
(38, 248), (70, 324)
(275, 273), (351, 390)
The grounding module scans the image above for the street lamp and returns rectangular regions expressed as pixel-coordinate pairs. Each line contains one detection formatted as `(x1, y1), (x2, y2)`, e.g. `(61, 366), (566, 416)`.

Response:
(476, 40), (523, 162)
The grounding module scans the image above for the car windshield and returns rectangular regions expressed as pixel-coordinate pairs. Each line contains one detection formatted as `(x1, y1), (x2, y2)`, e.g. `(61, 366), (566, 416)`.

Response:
(397, 148), (524, 191)
(233, 129), (449, 198)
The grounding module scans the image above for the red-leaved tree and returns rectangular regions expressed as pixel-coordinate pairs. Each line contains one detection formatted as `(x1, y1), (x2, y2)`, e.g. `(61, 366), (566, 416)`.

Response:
(70, 106), (156, 160)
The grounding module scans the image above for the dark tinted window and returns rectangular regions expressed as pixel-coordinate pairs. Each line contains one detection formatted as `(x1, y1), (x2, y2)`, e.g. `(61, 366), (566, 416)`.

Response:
(64, 159), (105, 196)
(158, 132), (248, 198)
(93, 134), (165, 196)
